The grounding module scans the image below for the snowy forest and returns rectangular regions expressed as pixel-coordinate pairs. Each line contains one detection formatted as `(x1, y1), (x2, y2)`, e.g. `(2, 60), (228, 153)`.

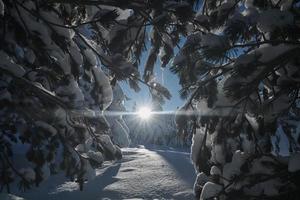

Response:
(1, 0), (300, 199)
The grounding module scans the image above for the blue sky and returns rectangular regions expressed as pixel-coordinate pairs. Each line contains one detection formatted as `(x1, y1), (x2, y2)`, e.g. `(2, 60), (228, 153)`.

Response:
(121, 47), (184, 111)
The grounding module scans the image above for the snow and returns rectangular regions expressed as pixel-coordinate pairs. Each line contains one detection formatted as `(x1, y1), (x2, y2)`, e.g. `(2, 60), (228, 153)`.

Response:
(184, 32), (202, 48)
(244, 179), (282, 196)
(195, 13), (209, 24)
(87, 150), (104, 164)
(279, 0), (293, 10)
(92, 67), (113, 110)
(41, 165), (51, 181)
(245, 0), (255, 9)
(0, 194), (25, 200)
(55, 75), (84, 106)
(19, 168), (35, 182)
(49, 50), (71, 75)
(69, 42), (83, 66)
(24, 48), (36, 64)
(250, 156), (275, 175)
(241, 134), (255, 155)
(222, 150), (247, 186)
(234, 53), (258, 67)
(193, 172), (209, 197)
(116, 9), (134, 21)
(83, 161), (97, 180)
(40, 10), (74, 39)
(0, 0), (4, 16)
(257, 9), (293, 33)
(12, 147), (196, 200)
(111, 120), (130, 147)
(256, 44), (297, 63)
(201, 33), (228, 49)
(200, 182), (223, 200)
(0, 51), (26, 77)
(35, 121), (57, 136)
(106, 84), (130, 147)
(288, 153), (300, 172)
(84, 49), (97, 66)
(211, 144), (226, 164)
(99, 134), (116, 156)
(191, 128), (206, 170)
(245, 113), (259, 133)
(0, 88), (12, 101)
(210, 166), (221, 176)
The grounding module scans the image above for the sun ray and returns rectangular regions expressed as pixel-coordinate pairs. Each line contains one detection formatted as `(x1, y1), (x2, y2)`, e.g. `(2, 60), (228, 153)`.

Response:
(137, 106), (152, 120)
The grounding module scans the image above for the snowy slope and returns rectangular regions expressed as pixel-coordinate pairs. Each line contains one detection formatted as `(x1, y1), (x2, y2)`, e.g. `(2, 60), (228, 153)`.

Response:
(11, 147), (196, 200)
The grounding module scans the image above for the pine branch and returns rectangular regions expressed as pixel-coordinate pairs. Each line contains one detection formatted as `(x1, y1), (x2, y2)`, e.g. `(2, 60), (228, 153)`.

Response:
(14, 1), (166, 96)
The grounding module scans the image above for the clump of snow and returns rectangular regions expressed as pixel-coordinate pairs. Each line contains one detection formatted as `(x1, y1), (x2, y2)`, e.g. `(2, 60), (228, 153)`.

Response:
(111, 120), (130, 147)
(263, 93), (291, 123)
(209, 1), (235, 19)
(19, 168), (35, 182)
(256, 44), (297, 63)
(211, 144), (226, 164)
(0, 88), (12, 102)
(183, 32), (202, 48)
(69, 42), (83, 66)
(109, 53), (139, 77)
(222, 150), (247, 186)
(279, 0), (293, 10)
(194, 172), (209, 198)
(83, 160), (96, 180)
(49, 49), (71, 75)
(0, 193), (25, 200)
(250, 156), (275, 175)
(92, 67), (113, 110)
(210, 166), (221, 176)
(234, 53), (259, 67)
(87, 150), (104, 164)
(244, 179), (282, 196)
(83, 49), (97, 66)
(0, 51), (26, 77)
(191, 128), (206, 170)
(245, 113), (259, 133)
(99, 134), (116, 156)
(288, 153), (300, 172)
(24, 48), (36, 64)
(242, 7), (259, 24)
(201, 33), (228, 49)
(41, 164), (50, 181)
(241, 134), (255, 155)
(35, 121), (57, 136)
(200, 182), (223, 200)
(195, 13), (209, 24)
(276, 62), (300, 82)
(55, 75), (84, 106)
(257, 9), (293, 33)
(0, 0), (4, 16)
(40, 10), (75, 39)
(116, 9), (134, 21)
(244, 0), (255, 8)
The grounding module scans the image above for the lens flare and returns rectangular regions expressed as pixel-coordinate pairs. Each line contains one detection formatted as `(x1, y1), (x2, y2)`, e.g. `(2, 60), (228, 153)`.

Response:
(137, 106), (152, 120)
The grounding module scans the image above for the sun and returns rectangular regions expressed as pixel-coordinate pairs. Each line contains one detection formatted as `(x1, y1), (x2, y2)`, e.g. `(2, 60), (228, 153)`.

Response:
(137, 106), (152, 120)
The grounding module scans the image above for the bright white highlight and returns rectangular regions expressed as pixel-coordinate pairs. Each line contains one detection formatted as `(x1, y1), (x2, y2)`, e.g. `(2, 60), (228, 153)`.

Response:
(137, 106), (152, 120)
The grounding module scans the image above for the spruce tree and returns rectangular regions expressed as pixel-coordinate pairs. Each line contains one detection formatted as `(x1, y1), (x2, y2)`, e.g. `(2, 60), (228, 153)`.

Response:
(171, 0), (300, 199)
(1, 0), (300, 199)
(0, 0), (175, 191)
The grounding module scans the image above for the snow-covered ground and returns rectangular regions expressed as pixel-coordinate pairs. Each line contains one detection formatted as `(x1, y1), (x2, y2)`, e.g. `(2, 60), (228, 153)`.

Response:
(10, 146), (196, 200)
